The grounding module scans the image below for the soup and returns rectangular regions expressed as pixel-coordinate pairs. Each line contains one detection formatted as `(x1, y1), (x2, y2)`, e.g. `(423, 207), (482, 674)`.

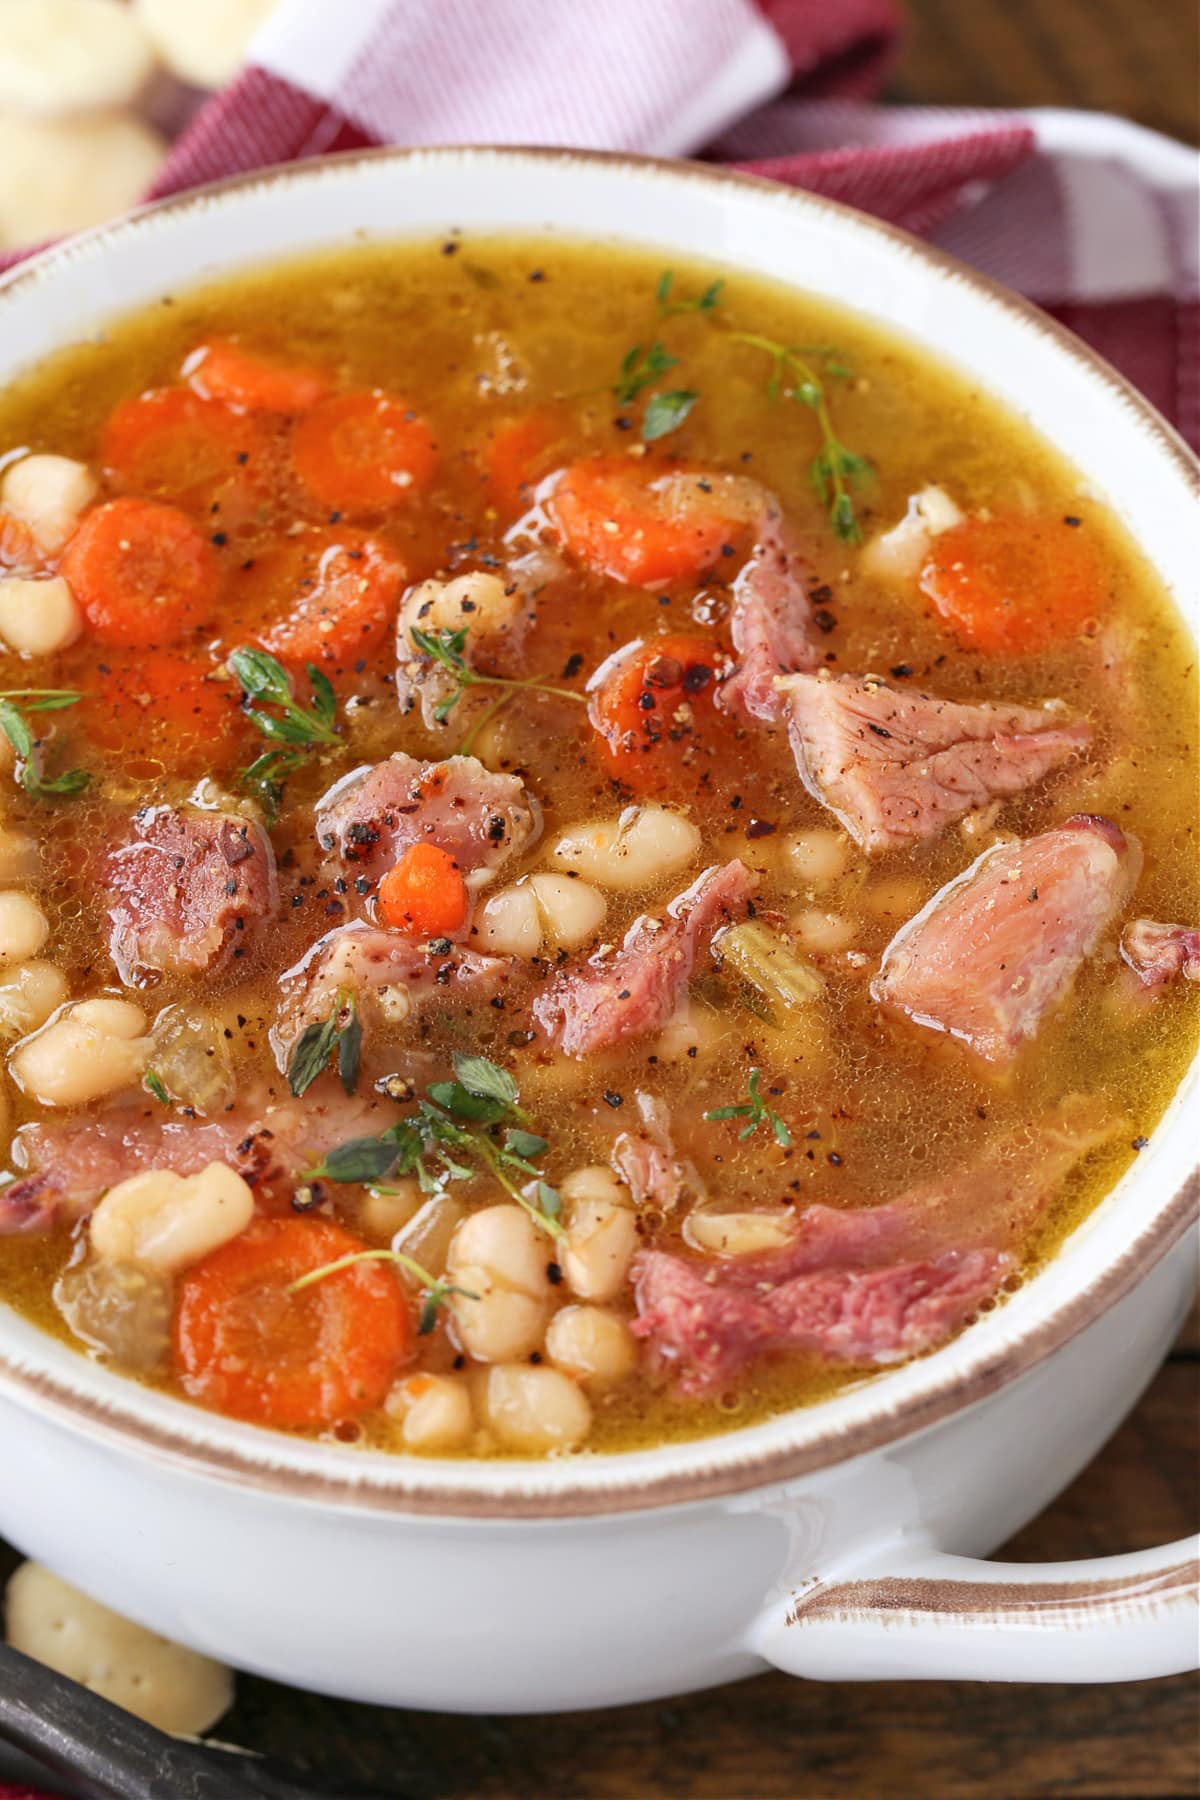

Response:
(0, 237), (1194, 1459)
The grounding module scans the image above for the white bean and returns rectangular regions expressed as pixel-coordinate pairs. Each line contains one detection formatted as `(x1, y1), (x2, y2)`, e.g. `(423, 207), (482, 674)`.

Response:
(0, 958), (67, 1039)
(0, 827), (38, 883)
(863, 876), (927, 923)
(684, 1208), (796, 1256)
(401, 571), (523, 643)
(356, 1178), (423, 1242)
(528, 873), (606, 949)
(89, 1162), (255, 1275)
(446, 1203), (552, 1363)
(10, 995), (149, 1106)
(0, 890), (48, 963)
(479, 1363), (592, 1453)
(545, 1305), (636, 1385)
(0, 574), (83, 656)
(790, 908), (857, 953)
(386, 1373), (474, 1452)
(560, 1167), (638, 1303)
(0, 455), (96, 555)
(474, 881), (542, 958)
(783, 828), (850, 887)
(552, 805), (700, 892)
(474, 874), (606, 959)
(5, 1561), (232, 1737)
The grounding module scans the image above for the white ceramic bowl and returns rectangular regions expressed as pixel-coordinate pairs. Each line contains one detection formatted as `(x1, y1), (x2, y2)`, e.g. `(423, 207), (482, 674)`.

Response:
(0, 148), (1195, 1709)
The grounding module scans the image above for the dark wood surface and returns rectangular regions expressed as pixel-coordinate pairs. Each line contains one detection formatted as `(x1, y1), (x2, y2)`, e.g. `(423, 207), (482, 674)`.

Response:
(2, 6), (1197, 1798)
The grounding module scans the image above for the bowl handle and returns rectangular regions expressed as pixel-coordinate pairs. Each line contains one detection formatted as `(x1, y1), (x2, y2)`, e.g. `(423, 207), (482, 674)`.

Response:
(756, 1536), (1199, 1682)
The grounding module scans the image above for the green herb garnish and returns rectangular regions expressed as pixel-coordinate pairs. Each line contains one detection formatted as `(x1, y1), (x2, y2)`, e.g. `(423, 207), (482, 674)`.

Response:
(727, 334), (869, 542)
(287, 990), (361, 1099)
(0, 689), (88, 799)
(614, 271), (723, 439)
(286, 1246), (480, 1336)
(228, 648), (340, 820)
(302, 1051), (563, 1237)
(705, 1067), (792, 1147)
(143, 1068), (171, 1107)
(409, 625), (587, 730)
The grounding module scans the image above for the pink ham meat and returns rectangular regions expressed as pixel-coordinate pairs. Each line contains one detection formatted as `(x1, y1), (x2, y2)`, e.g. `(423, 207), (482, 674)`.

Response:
(872, 814), (1140, 1064)
(533, 861), (754, 1057)
(315, 752), (540, 883)
(1120, 918), (1200, 987)
(633, 1100), (1111, 1393)
(779, 672), (1091, 852)
(718, 509), (820, 722)
(273, 920), (512, 1063)
(106, 805), (277, 984)
(3, 1087), (387, 1227)
(611, 1092), (704, 1212)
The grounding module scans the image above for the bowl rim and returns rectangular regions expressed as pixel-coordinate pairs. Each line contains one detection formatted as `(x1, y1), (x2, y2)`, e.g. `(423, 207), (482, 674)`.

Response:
(0, 141), (1196, 1521)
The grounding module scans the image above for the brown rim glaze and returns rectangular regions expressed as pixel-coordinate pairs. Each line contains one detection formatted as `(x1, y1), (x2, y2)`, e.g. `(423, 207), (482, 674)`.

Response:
(0, 146), (1196, 1521)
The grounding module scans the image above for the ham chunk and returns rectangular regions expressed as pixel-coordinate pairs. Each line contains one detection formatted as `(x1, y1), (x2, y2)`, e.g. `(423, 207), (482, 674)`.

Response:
(872, 815), (1140, 1063)
(106, 806), (277, 984)
(634, 1246), (1005, 1393)
(315, 753), (539, 884)
(611, 1092), (704, 1212)
(780, 672), (1091, 852)
(273, 921), (511, 1064)
(1120, 918), (1200, 987)
(718, 510), (819, 723)
(6, 1087), (387, 1225)
(634, 1099), (1111, 1393)
(533, 861), (753, 1058)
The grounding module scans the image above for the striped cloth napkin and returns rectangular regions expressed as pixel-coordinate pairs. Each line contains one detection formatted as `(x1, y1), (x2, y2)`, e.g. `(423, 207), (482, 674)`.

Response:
(140, 0), (1197, 451)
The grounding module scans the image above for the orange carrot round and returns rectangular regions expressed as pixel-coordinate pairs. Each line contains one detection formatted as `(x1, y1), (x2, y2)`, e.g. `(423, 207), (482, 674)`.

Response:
(550, 458), (735, 586)
(101, 385), (266, 508)
(291, 390), (436, 513)
(481, 410), (568, 515)
(247, 527), (405, 670)
(185, 338), (331, 415)
(588, 632), (730, 788)
(377, 843), (469, 937)
(60, 497), (218, 646)
(919, 514), (1103, 653)
(174, 1218), (413, 1428)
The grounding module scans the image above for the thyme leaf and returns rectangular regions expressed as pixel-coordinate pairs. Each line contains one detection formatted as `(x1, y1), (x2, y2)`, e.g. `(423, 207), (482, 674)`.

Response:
(285, 1246), (481, 1335)
(705, 1067), (792, 1147)
(0, 689), (88, 800)
(613, 272), (723, 439)
(642, 389), (698, 442)
(143, 1068), (171, 1107)
(229, 648), (341, 817)
(408, 625), (586, 730)
(287, 989), (360, 1098)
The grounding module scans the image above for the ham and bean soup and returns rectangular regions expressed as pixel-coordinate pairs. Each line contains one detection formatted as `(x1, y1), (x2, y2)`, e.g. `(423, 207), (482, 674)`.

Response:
(0, 239), (1195, 1458)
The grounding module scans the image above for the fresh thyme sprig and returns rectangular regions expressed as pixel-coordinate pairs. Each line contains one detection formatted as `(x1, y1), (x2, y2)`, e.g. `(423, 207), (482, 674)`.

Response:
(613, 270), (723, 439)
(0, 689), (88, 799)
(227, 647), (340, 820)
(704, 1067), (792, 1147)
(300, 1051), (564, 1237)
(409, 625), (587, 730)
(287, 990), (361, 1098)
(726, 334), (870, 543)
(287, 1246), (481, 1336)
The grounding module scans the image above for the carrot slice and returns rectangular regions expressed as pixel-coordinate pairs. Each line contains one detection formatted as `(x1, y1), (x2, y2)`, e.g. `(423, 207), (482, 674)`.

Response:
(291, 390), (436, 513)
(174, 1218), (413, 1428)
(919, 514), (1103, 653)
(185, 338), (331, 414)
(101, 385), (267, 508)
(588, 632), (731, 788)
(481, 410), (569, 516)
(377, 843), (469, 937)
(89, 649), (243, 770)
(60, 498), (217, 646)
(243, 527), (405, 671)
(550, 458), (736, 586)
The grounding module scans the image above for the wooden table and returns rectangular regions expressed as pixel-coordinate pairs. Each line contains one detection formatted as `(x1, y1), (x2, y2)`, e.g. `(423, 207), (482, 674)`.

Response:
(3, 6), (1197, 1797)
